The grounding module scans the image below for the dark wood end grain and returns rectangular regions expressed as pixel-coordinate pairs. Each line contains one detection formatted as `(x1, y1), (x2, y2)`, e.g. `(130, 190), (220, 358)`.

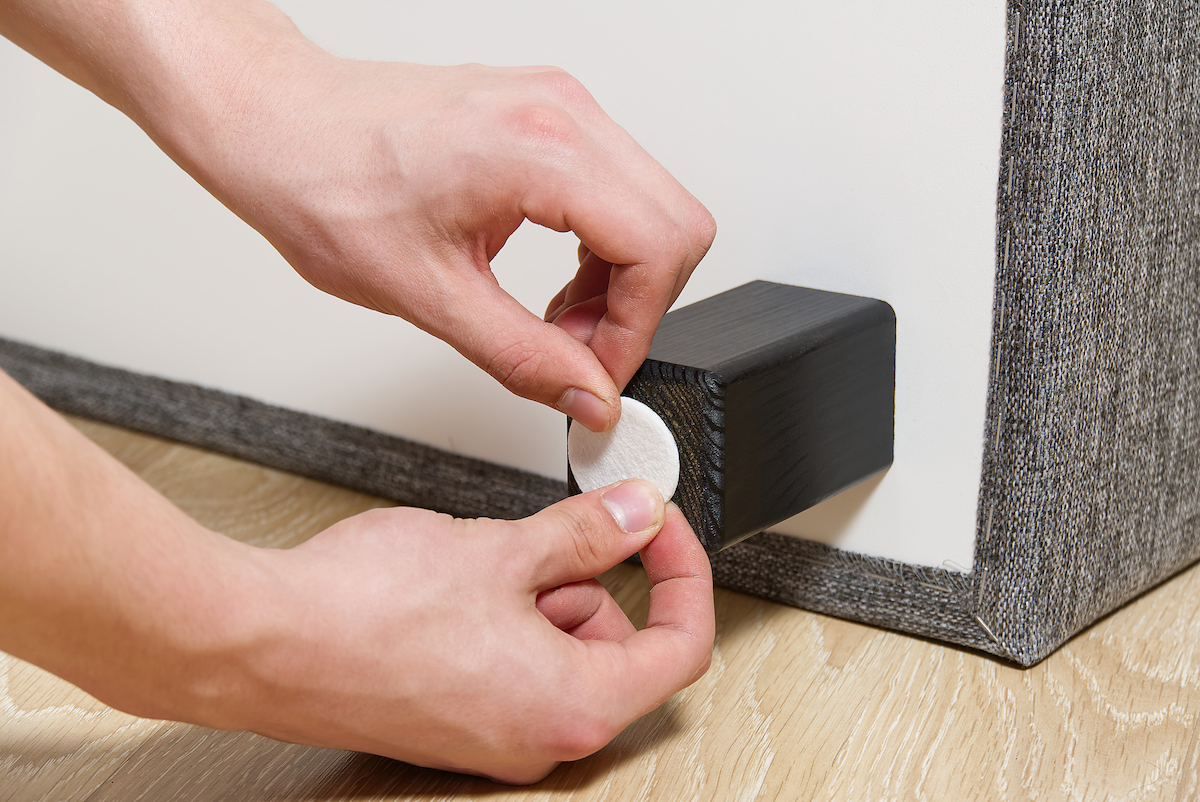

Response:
(570, 281), (895, 553)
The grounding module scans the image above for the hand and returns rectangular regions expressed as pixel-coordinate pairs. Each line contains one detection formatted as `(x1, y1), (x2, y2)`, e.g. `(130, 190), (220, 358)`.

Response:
(3, 0), (716, 430)
(181, 53), (715, 432)
(0, 2), (718, 781)
(0, 370), (712, 784)
(224, 480), (714, 784)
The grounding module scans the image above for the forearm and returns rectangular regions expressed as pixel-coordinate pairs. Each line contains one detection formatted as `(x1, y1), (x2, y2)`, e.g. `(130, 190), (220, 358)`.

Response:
(0, 0), (312, 142)
(0, 370), (270, 727)
(0, 0), (318, 728)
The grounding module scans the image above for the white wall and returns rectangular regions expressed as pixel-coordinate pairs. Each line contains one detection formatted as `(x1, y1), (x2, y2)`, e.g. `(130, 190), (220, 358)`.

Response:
(0, 1), (1005, 570)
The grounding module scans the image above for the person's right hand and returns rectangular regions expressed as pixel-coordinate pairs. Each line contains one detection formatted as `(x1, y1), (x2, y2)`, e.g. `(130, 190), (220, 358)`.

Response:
(213, 480), (714, 784)
(173, 52), (715, 433)
(0, 367), (714, 787)
(3, 0), (715, 434)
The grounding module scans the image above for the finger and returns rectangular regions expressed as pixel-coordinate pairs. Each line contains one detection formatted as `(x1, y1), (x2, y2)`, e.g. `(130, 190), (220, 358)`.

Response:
(521, 479), (664, 591)
(424, 265), (621, 432)
(536, 580), (636, 641)
(550, 294), (607, 347)
(545, 249), (613, 324)
(641, 504), (714, 641)
(578, 505), (714, 723)
(521, 149), (715, 391)
(560, 250), (616, 314)
(544, 282), (570, 321)
(585, 249), (701, 390)
(541, 242), (596, 322)
(526, 196), (677, 389)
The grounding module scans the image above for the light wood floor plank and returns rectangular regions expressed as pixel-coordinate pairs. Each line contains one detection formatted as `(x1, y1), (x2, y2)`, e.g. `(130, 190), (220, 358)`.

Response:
(0, 657), (168, 802)
(3, 417), (1199, 800)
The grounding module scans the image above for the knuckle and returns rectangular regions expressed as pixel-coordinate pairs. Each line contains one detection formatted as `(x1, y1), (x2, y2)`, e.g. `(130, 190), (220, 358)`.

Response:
(663, 227), (693, 265)
(615, 263), (658, 302)
(529, 66), (592, 108)
(605, 268), (659, 333)
(554, 503), (609, 567)
(691, 203), (718, 252)
(505, 101), (585, 156)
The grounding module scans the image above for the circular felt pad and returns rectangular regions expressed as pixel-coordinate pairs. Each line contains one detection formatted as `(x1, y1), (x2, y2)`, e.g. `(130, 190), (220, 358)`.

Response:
(567, 397), (680, 502)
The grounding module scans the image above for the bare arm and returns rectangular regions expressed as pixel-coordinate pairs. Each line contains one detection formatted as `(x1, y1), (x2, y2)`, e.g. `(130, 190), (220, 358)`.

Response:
(0, 369), (271, 720)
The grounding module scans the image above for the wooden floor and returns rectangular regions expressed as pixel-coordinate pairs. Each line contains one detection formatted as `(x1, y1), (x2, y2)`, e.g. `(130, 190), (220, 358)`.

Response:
(4, 418), (1200, 801)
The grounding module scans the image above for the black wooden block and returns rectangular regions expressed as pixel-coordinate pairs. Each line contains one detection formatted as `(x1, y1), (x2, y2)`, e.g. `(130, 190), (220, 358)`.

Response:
(568, 280), (895, 553)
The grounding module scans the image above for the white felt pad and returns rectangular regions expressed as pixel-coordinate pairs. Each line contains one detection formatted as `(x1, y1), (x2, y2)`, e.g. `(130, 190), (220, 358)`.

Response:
(568, 397), (680, 502)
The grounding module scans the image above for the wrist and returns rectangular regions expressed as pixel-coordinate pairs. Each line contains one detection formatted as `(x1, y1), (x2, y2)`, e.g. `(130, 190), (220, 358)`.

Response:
(146, 535), (293, 733)
(118, 1), (326, 185)
(0, 0), (327, 195)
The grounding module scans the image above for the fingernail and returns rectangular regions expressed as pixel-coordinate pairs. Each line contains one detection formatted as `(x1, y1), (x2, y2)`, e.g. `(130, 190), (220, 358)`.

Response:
(601, 480), (661, 533)
(557, 387), (612, 432)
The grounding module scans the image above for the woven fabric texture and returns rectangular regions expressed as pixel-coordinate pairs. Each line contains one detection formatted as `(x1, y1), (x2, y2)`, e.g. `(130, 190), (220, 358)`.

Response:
(974, 0), (1200, 664)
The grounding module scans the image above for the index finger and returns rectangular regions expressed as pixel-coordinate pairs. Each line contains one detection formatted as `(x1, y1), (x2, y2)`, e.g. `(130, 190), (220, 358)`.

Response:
(578, 505), (715, 723)
(576, 194), (714, 390)
(520, 127), (715, 390)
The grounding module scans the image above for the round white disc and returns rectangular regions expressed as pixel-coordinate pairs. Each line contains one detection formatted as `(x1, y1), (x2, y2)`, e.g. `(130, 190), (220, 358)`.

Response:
(568, 397), (680, 501)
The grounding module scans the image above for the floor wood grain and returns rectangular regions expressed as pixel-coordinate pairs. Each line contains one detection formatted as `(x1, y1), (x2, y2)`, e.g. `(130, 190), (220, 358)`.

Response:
(3, 417), (1199, 801)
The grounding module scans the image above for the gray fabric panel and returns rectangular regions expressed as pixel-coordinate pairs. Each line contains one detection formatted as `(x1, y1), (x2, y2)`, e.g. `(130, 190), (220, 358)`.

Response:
(711, 533), (988, 651)
(976, 0), (1200, 665)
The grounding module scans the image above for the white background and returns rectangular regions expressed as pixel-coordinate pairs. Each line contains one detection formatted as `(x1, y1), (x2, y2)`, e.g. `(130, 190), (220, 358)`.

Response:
(0, 1), (1005, 570)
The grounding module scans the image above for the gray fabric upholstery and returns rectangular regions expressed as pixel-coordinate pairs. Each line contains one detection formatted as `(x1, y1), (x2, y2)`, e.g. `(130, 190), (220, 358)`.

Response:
(4, 1), (1197, 667)
(974, 0), (1200, 664)
(717, 0), (1200, 665)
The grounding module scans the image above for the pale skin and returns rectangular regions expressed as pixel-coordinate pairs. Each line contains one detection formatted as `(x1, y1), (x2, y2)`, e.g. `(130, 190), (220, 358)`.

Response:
(0, 0), (717, 786)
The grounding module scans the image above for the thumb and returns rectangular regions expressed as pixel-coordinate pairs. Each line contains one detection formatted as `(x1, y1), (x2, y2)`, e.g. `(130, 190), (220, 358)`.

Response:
(521, 479), (665, 591)
(433, 273), (622, 432)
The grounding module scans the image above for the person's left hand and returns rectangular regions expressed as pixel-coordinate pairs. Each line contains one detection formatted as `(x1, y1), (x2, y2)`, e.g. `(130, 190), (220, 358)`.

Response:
(213, 480), (715, 784)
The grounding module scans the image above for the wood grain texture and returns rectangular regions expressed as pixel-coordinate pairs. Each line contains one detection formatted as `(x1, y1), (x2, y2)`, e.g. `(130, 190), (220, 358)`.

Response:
(618, 362), (728, 549)
(580, 281), (896, 552)
(5, 418), (1200, 801)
